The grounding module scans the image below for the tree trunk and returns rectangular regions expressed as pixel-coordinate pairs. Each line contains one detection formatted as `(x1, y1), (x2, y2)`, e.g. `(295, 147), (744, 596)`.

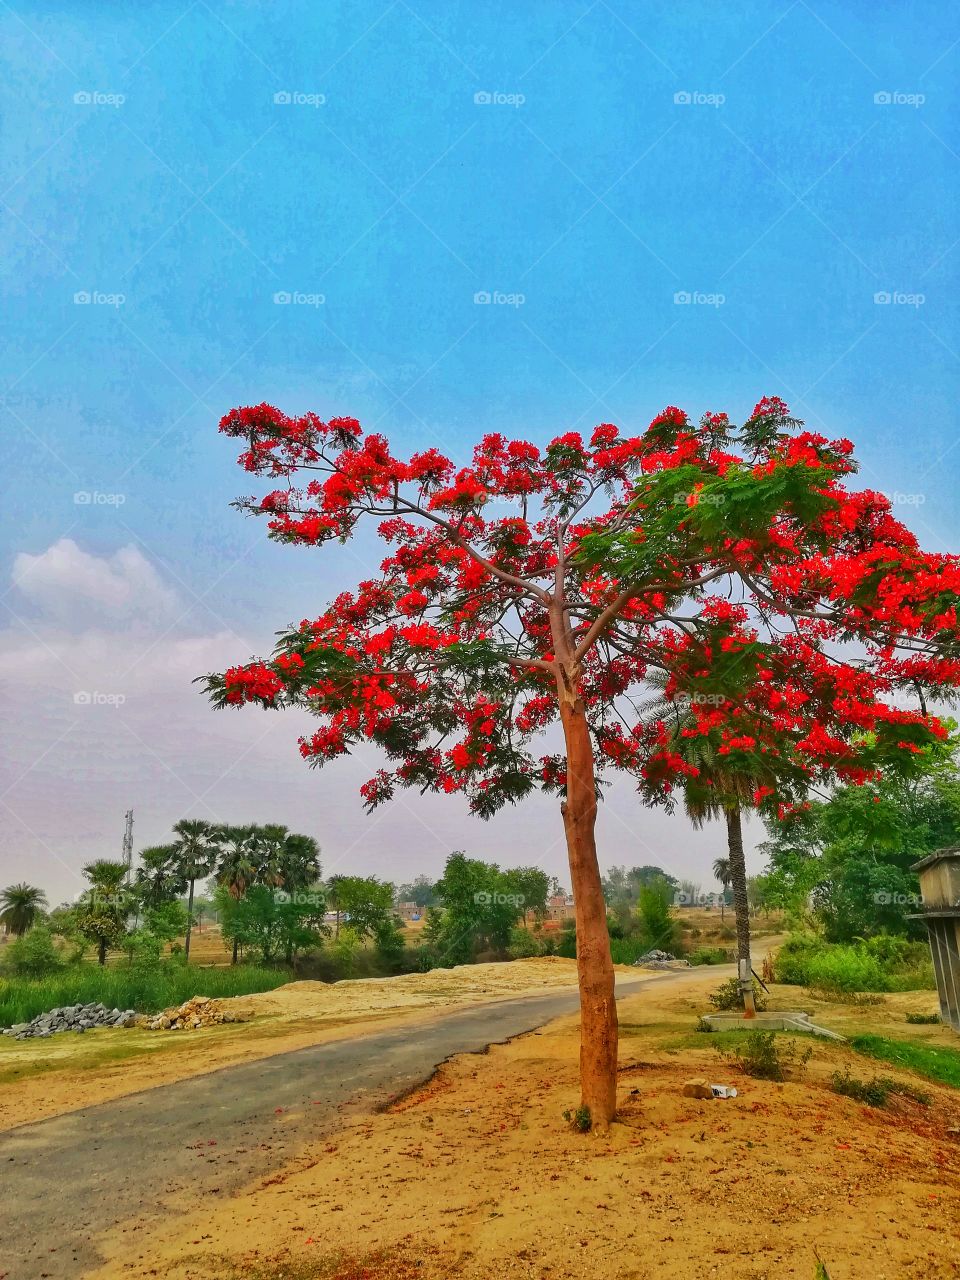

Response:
(98, 938), (107, 966)
(232, 936), (239, 965)
(725, 806), (755, 1016)
(560, 695), (618, 1130)
(184, 878), (195, 963)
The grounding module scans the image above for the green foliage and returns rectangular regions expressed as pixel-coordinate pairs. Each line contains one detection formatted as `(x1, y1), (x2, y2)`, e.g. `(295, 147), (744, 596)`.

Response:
(0, 926), (63, 977)
(688, 947), (730, 966)
(719, 1029), (811, 1081)
(905, 1011), (940, 1025)
(774, 933), (934, 993)
(601, 864), (677, 907)
(636, 877), (679, 953)
(708, 976), (767, 1012)
(830, 1066), (930, 1108)
(216, 884), (328, 964)
(507, 926), (542, 959)
(394, 875), (438, 910)
(761, 728), (960, 941)
(0, 883), (48, 938)
(562, 1105), (592, 1132)
(0, 963), (290, 1027)
(424, 852), (548, 964)
(326, 875), (393, 941)
(850, 1034), (960, 1089)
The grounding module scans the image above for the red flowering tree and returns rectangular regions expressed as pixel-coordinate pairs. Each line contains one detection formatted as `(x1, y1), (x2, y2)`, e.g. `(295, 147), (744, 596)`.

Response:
(201, 396), (960, 1129)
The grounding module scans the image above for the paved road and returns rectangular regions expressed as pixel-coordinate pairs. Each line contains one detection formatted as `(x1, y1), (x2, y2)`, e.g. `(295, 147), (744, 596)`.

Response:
(0, 971), (711, 1280)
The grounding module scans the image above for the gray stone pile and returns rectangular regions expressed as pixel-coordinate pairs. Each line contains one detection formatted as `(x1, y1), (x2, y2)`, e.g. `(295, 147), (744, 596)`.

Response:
(632, 949), (690, 970)
(1, 1003), (139, 1039)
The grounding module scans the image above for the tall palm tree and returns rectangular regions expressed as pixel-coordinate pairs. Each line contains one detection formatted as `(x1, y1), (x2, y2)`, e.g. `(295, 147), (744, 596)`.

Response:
(171, 819), (221, 962)
(640, 673), (773, 1014)
(78, 860), (130, 964)
(712, 856), (732, 920)
(213, 824), (259, 963)
(133, 845), (184, 909)
(0, 883), (48, 937)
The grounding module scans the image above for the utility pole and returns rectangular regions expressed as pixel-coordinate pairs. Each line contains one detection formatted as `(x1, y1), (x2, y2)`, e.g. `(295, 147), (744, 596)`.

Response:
(122, 809), (134, 883)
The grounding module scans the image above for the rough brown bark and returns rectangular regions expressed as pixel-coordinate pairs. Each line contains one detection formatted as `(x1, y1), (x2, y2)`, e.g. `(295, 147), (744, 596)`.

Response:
(560, 695), (618, 1130)
(725, 806), (755, 1016)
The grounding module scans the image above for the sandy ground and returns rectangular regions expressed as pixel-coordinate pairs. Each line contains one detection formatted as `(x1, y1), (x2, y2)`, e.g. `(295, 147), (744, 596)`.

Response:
(0, 957), (641, 1131)
(84, 970), (960, 1280)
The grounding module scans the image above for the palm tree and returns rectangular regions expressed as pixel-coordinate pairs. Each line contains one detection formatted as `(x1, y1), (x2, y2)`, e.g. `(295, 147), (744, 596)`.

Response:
(0, 883), (48, 937)
(171, 819), (221, 962)
(133, 845), (184, 910)
(77, 860), (130, 964)
(639, 673), (772, 1014)
(213, 824), (259, 962)
(712, 857), (732, 920)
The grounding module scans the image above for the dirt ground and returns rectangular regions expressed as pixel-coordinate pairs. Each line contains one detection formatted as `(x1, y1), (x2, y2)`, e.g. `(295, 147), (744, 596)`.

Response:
(84, 970), (960, 1280)
(0, 957), (634, 1130)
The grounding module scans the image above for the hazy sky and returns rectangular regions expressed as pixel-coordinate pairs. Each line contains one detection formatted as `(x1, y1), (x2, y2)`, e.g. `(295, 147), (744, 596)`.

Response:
(1, 1), (957, 903)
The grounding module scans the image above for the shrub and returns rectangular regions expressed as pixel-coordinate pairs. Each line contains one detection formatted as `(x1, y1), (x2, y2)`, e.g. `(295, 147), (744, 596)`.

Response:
(831, 1067), (930, 1108)
(688, 947), (729, 966)
(905, 1011), (940, 1025)
(507, 926), (542, 959)
(720, 1030), (811, 1082)
(1, 926), (63, 978)
(774, 933), (935, 994)
(562, 1105), (592, 1132)
(708, 976), (767, 1012)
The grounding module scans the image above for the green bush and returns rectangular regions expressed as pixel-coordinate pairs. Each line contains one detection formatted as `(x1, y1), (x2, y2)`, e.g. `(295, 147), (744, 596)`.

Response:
(507, 926), (542, 959)
(720, 1029), (811, 1082)
(0, 927), (63, 978)
(774, 933), (934, 994)
(831, 1066), (930, 1108)
(905, 1011), (940, 1025)
(708, 976), (767, 1012)
(688, 947), (729, 966)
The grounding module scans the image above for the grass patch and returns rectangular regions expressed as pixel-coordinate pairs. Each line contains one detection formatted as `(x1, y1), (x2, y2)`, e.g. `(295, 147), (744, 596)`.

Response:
(831, 1066), (930, 1108)
(0, 963), (291, 1026)
(688, 947), (730, 966)
(850, 1034), (960, 1090)
(905, 1011), (940, 1025)
(774, 934), (934, 993)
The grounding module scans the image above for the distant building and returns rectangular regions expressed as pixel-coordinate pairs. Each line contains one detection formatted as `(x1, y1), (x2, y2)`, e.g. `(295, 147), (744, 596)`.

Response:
(395, 901), (422, 922)
(548, 893), (575, 921)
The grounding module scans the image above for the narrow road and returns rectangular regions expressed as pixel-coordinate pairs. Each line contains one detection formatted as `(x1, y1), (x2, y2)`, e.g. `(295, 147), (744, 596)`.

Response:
(0, 969), (719, 1280)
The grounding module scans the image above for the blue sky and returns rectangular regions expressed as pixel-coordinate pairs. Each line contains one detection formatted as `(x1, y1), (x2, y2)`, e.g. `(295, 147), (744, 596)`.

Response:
(2, 1), (958, 900)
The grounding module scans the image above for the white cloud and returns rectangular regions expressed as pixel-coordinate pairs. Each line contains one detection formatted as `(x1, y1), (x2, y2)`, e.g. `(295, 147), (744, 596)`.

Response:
(11, 538), (180, 626)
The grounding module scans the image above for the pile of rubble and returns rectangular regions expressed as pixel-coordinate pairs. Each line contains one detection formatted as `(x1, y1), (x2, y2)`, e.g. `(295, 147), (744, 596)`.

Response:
(632, 949), (691, 970)
(2, 1003), (138, 1040)
(143, 994), (244, 1031)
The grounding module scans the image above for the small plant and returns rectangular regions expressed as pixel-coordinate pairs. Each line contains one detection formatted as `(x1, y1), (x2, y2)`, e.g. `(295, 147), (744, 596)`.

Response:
(688, 946), (729, 966)
(719, 1030), (811, 1082)
(562, 1105), (592, 1132)
(814, 1253), (832, 1279)
(831, 1066), (930, 1108)
(905, 1011), (940, 1025)
(695, 1015), (714, 1033)
(708, 975), (768, 1012)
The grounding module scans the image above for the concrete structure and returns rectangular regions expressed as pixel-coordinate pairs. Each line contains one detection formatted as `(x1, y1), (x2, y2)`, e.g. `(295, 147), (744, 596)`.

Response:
(702, 1011), (845, 1040)
(911, 847), (960, 1032)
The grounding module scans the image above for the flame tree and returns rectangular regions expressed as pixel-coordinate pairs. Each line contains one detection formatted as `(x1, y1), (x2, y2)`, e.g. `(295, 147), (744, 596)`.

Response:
(200, 396), (960, 1129)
